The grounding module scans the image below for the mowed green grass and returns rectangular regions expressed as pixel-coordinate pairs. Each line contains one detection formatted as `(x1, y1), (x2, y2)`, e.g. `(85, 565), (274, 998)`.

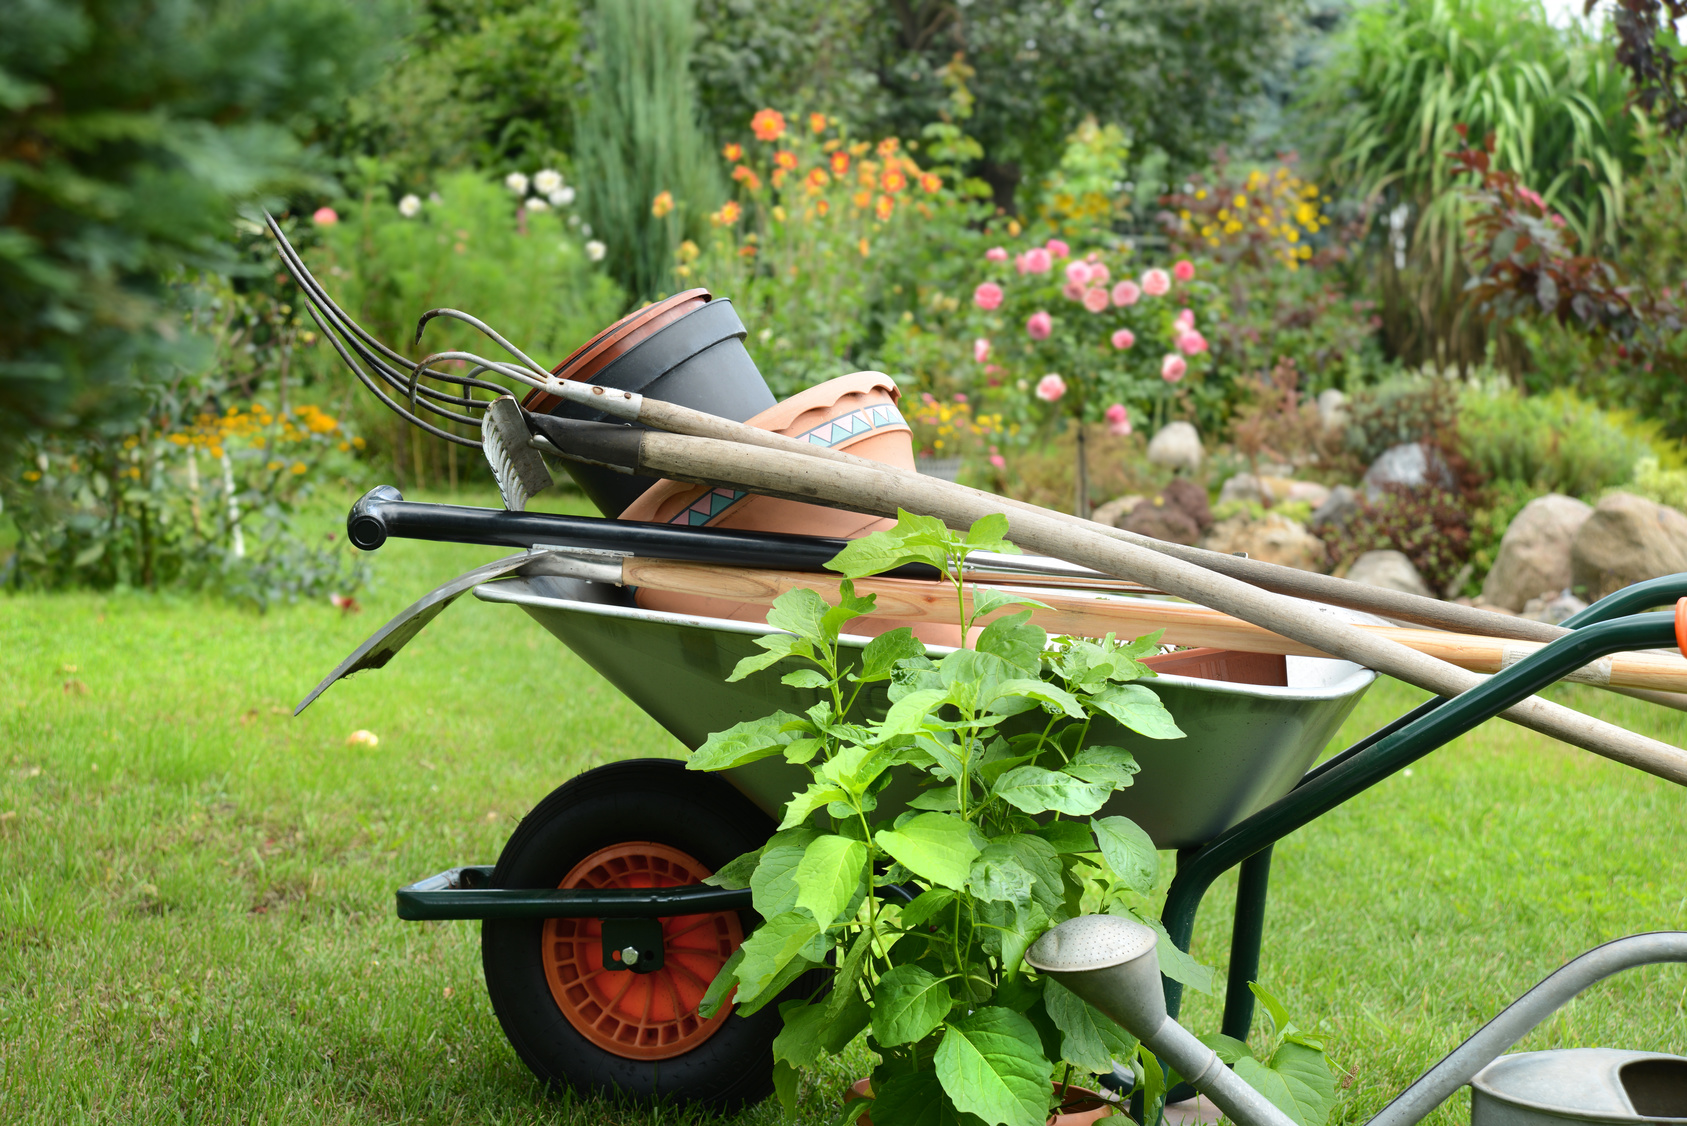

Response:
(1, 486), (1684, 1125)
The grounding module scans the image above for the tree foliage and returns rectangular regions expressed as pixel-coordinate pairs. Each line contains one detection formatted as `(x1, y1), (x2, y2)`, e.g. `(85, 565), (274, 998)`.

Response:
(0, 0), (394, 458)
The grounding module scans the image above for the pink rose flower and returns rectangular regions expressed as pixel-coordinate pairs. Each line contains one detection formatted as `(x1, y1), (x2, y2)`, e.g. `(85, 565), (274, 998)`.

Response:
(1110, 328), (1136, 350)
(1036, 373), (1066, 402)
(1173, 259), (1195, 282)
(1141, 268), (1170, 297)
(1046, 238), (1070, 259)
(312, 207), (339, 226)
(1111, 280), (1141, 307)
(1105, 403), (1131, 437)
(1026, 310), (1052, 340)
(1083, 286), (1110, 313)
(974, 282), (1004, 310)
(1015, 253), (1029, 274)
(1062, 280), (1086, 302)
(974, 338), (991, 363)
(1065, 260), (1090, 286)
(1174, 308), (1195, 333)
(1087, 262), (1110, 285)
(1161, 353), (1187, 382)
(1176, 330), (1208, 356)
(989, 453), (1007, 469)
(1023, 247), (1052, 274)
(954, 393), (968, 403)
(985, 246), (1008, 262)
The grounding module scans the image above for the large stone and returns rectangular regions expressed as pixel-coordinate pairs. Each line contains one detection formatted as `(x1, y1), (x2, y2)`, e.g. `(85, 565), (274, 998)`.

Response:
(1317, 388), (1349, 431)
(1162, 477), (1213, 532)
(1479, 493), (1594, 612)
(1345, 549), (1433, 598)
(1091, 494), (1143, 528)
(1521, 590), (1588, 625)
(1146, 421), (1202, 473)
(1570, 491), (1687, 601)
(1201, 513), (1327, 572)
(1121, 500), (1201, 545)
(1219, 474), (1329, 510)
(1310, 484), (1359, 533)
(1363, 442), (1454, 501)
(1218, 473), (1269, 506)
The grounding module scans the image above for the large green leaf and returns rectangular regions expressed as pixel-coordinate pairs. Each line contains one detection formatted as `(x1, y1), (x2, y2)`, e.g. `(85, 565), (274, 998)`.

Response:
(996, 833), (1065, 916)
(1063, 745), (1140, 789)
(994, 766), (1113, 816)
(728, 633), (813, 681)
(778, 781), (848, 830)
(879, 687), (950, 739)
(969, 586), (1051, 622)
(689, 711), (806, 771)
(897, 887), (957, 928)
(751, 828), (820, 917)
(698, 944), (744, 1019)
(733, 910), (826, 1010)
(1091, 815), (1158, 894)
(794, 833), (867, 927)
(871, 963), (954, 1046)
(1043, 978), (1138, 1074)
(827, 509), (955, 578)
(1088, 683), (1185, 740)
(774, 998), (832, 1067)
(1247, 1042), (1337, 1126)
(703, 846), (760, 889)
(765, 586), (837, 645)
(987, 678), (1087, 720)
(967, 843), (1035, 907)
(934, 1007), (1053, 1126)
(976, 610), (1047, 675)
(874, 813), (980, 890)
(964, 512), (1017, 553)
(858, 627), (926, 682)
(871, 1061), (970, 1126)
(1034, 820), (1096, 854)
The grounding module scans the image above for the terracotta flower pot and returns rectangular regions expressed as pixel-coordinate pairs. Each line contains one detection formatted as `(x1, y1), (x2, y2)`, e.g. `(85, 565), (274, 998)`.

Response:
(522, 289), (777, 517)
(846, 1078), (1118, 1125)
(619, 372), (961, 647)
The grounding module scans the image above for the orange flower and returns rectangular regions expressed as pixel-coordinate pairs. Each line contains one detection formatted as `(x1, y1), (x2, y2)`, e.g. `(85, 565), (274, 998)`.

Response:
(751, 108), (786, 141)
(849, 141), (870, 157)
(731, 165), (762, 191)
(852, 190), (871, 210)
(881, 168), (908, 193)
(875, 194), (895, 221)
(711, 200), (742, 225)
(816, 199), (830, 217)
(650, 190), (674, 218)
(773, 150), (797, 171)
(877, 137), (900, 157)
(809, 112), (827, 134)
(830, 151), (850, 176)
(738, 244), (758, 258)
(805, 167), (830, 192)
(771, 168), (787, 189)
(858, 237), (870, 257)
(722, 142), (743, 162)
(920, 172), (943, 193)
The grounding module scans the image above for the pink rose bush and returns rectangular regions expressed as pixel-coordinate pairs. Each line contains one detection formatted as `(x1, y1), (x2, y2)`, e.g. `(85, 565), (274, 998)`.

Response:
(973, 282), (1003, 310)
(1105, 403), (1132, 436)
(1026, 310), (1052, 340)
(1141, 268), (1170, 296)
(1173, 259), (1195, 282)
(1111, 328), (1136, 350)
(1036, 374), (1067, 401)
(1161, 354), (1188, 382)
(1111, 280), (1141, 307)
(985, 246), (1008, 262)
(974, 338), (991, 363)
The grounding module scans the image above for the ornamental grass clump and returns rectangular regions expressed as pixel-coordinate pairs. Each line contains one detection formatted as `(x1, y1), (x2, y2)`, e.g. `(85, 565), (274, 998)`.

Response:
(687, 511), (1213, 1126)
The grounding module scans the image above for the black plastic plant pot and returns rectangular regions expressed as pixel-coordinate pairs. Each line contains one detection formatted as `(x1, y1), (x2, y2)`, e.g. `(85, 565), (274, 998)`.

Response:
(547, 298), (775, 517)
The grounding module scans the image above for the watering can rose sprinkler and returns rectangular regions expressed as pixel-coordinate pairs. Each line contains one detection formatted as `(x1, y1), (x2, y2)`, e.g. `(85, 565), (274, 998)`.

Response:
(1026, 916), (1687, 1126)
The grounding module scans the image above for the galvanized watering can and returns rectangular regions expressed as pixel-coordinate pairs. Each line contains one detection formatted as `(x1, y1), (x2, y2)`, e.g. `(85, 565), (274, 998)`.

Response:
(1026, 917), (1687, 1126)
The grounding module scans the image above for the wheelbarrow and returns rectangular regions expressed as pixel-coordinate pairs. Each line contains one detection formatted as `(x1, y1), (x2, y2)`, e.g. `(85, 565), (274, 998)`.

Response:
(300, 487), (1687, 1111)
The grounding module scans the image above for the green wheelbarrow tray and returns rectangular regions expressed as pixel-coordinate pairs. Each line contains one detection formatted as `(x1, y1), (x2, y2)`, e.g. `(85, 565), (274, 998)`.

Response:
(472, 572), (1378, 851)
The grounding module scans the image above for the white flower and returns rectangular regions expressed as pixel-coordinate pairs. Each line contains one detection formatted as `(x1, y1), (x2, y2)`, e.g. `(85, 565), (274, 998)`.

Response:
(567, 214), (580, 227)
(504, 171), (529, 196)
(581, 223), (592, 237)
(398, 193), (421, 218)
(525, 197), (550, 212)
(585, 239), (606, 262)
(549, 186), (575, 207)
(534, 169), (563, 195)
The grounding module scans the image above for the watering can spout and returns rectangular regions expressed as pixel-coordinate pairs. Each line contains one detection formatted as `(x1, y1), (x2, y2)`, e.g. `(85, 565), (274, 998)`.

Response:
(1026, 916), (1299, 1126)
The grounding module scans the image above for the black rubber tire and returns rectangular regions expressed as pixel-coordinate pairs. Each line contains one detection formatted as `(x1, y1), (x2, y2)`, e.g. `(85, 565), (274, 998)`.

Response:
(482, 758), (791, 1109)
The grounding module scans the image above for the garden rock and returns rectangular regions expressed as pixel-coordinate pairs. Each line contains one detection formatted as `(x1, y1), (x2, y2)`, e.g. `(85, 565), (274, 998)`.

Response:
(1201, 512), (1327, 572)
(1570, 491), (1687, 601)
(1521, 589), (1588, 625)
(1310, 484), (1359, 532)
(1345, 550), (1433, 598)
(1218, 473), (1269, 506)
(1091, 495), (1143, 528)
(1279, 479), (1331, 508)
(1162, 477), (1213, 532)
(1479, 493), (1593, 612)
(1219, 474), (1329, 510)
(1362, 442), (1454, 501)
(1146, 421), (1202, 473)
(1122, 500), (1202, 546)
(1318, 388), (1349, 431)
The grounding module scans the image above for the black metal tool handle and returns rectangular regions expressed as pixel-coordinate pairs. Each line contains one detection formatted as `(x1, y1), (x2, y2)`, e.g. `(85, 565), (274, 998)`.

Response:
(346, 485), (940, 578)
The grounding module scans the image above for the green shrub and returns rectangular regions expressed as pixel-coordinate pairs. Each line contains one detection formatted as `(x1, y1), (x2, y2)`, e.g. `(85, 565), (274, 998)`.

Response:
(1342, 371), (1461, 466)
(1628, 458), (1687, 511)
(1457, 386), (1653, 498)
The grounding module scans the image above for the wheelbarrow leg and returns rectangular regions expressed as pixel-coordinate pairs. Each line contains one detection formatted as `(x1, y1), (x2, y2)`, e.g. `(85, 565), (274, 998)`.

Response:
(1220, 844), (1275, 1044)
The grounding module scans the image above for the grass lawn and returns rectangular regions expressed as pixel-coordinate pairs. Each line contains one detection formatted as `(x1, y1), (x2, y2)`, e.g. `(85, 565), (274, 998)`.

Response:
(2, 485), (1684, 1124)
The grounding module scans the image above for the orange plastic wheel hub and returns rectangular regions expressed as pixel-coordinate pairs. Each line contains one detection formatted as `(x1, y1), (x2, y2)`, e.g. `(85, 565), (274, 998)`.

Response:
(542, 842), (742, 1060)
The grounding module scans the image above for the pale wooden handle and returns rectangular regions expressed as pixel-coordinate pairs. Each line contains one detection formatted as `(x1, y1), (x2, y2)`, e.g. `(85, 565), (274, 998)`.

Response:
(622, 559), (1687, 695)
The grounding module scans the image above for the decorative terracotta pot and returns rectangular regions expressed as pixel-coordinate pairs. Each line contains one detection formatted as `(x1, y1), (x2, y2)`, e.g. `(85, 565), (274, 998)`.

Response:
(618, 372), (961, 647)
(523, 290), (776, 517)
(846, 1078), (1118, 1125)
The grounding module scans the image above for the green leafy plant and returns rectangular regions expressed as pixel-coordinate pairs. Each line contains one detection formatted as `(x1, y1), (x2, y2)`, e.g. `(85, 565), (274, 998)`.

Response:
(1203, 984), (1340, 1126)
(687, 510), (1217, 1126)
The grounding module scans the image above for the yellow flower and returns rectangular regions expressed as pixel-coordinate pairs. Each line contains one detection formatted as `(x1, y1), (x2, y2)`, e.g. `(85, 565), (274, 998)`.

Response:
(723, 142), (743, 162)
(712, 200), (742, 225)
(858, 237), (870, 257)
(651, 191), (675, 218)
(291, 462), (307, 475)
(23, 469), (41, 482)
(877, 137), (899, 157)
(1233, 195), (1247, 209)
(772, 205), (787, 223)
